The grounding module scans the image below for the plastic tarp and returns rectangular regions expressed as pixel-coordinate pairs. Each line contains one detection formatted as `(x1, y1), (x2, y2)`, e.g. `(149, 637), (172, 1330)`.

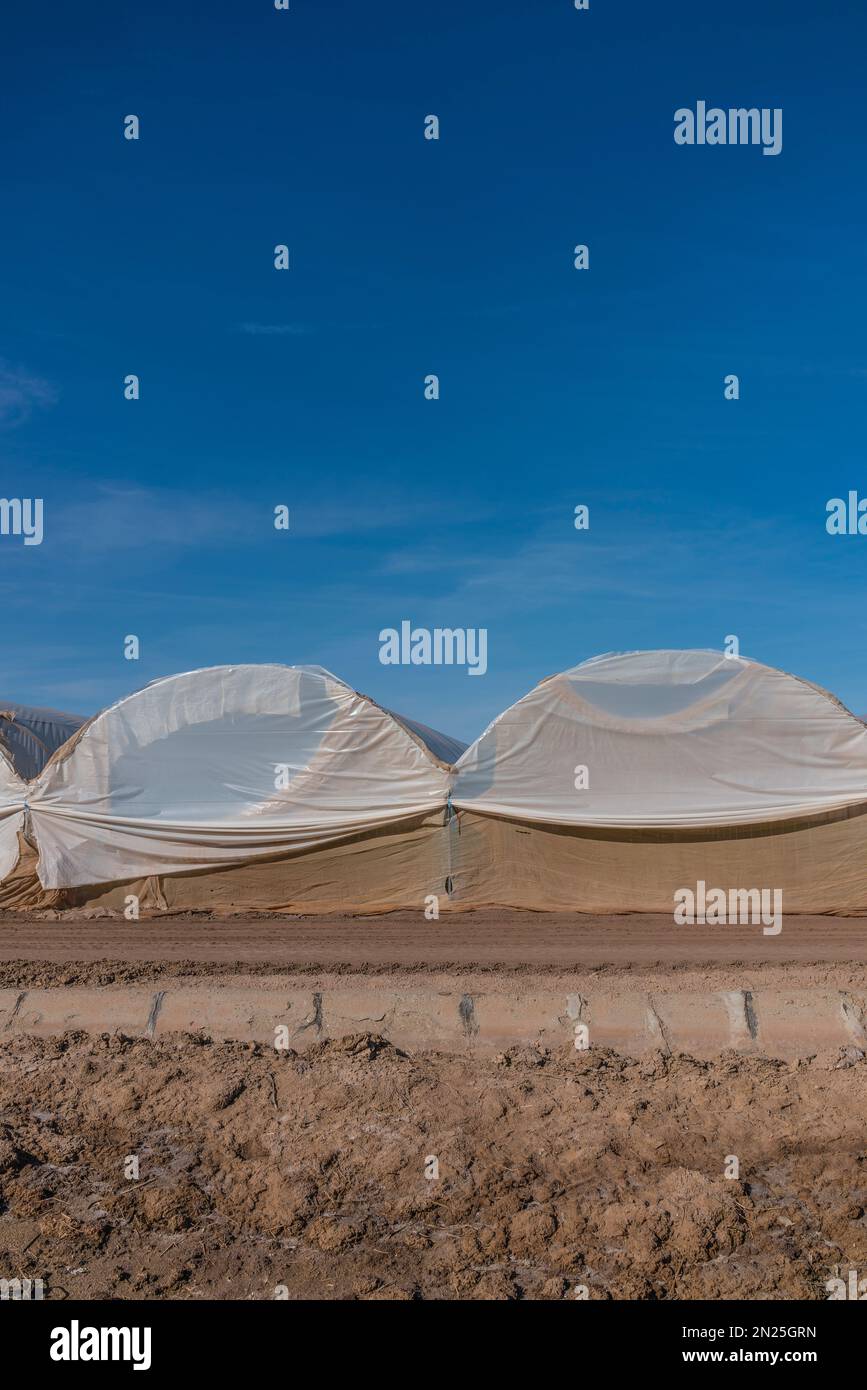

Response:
(384, 711), (467, 767)
(27, 665), (456, 889)
(452, 650), (867, 829)
(0, 703), (86, 779)
(447, 805), (867, 914)
(0, 745), (24, 883)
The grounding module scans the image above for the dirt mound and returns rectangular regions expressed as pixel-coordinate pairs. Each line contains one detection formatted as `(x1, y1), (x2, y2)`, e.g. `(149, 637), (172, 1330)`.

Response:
(1, 1032), (866, 1299)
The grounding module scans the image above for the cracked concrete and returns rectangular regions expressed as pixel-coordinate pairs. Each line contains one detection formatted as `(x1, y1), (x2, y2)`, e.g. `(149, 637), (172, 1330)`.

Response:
(0, 975), (864, 1055)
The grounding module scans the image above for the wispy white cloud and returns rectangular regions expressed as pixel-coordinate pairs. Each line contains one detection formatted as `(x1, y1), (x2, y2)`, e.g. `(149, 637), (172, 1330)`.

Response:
(0, 361), (57, 427)
(41, 484), (458, 552)
(360, 506), (843, 625)
(52, 485), (258, 551)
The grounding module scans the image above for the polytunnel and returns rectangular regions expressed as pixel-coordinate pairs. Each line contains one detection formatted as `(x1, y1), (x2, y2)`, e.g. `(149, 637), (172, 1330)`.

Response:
(2, 665), (464, 913)
(449, 650), (867, 913)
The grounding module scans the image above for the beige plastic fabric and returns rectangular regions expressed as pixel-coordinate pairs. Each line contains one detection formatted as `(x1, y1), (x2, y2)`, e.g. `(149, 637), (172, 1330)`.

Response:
(0, 834), (59, 911)
(49, 810), (448, 915)
(449, 805), (867, 914)
(28, 665), (453, 890)
(453, 650), (867, 829)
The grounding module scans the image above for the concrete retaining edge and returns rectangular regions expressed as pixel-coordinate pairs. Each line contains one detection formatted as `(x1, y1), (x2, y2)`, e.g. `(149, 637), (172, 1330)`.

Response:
(1, 980), (866, 1057)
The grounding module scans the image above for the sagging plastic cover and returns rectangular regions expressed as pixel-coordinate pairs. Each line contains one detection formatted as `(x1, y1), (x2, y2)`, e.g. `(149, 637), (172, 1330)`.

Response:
(452, 650), (867, 829)
(0, 743), (25, 882)
(0, 703), (86, 779)
(382, 710), (467, 766)
(29, 664), (454, 888)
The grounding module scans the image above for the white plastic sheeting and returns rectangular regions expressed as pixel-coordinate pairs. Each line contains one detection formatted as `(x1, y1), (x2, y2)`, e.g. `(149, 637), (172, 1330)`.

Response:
(0, 703), (86, 779)
(0, 746), (24, 883)
(5, 651), (867, 896)
(452, 650), (867, 829)
(28, 665), (454, 889)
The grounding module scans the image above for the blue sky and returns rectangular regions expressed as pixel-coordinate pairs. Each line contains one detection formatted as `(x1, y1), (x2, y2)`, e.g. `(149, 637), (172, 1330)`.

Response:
(2, 0), (867, 741)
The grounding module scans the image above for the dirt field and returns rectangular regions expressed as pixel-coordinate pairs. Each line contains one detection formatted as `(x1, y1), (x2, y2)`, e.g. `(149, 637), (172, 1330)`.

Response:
(3, 909), (867, 972)
(1, 912), (866, 1301)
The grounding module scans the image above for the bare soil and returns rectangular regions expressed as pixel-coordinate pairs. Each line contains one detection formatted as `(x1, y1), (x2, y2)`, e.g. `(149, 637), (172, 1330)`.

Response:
(1, 1032), (866, 1301)
(1, 912), (866, 1300)
(2, 909), (867, 977)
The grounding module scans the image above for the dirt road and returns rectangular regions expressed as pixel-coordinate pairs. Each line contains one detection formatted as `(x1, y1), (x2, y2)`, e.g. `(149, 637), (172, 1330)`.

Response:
(2, 909), (867, 971)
